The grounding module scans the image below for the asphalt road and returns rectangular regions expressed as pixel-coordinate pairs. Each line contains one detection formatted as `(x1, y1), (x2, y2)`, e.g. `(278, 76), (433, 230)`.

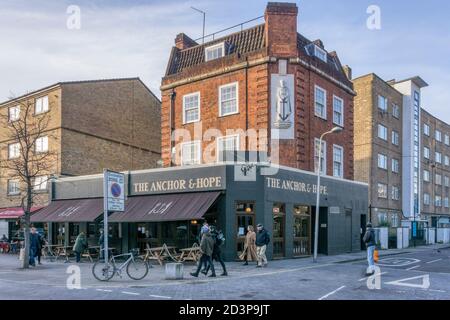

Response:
(0, 246), (449, 300)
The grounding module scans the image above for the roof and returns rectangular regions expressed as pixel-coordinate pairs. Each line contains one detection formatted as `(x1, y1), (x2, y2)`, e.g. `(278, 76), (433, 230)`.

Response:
(391, 76), (429, 88)
(0, 77), (160, 106)
(165, 23), (352, 88)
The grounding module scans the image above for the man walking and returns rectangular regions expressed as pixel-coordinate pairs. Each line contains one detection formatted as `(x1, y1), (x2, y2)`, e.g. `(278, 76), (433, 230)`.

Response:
(190, 225), (216, 278)
(363, 222), (376, 276)
(203, 226), (227, 276)
(255, 224), (270, 268)
(29, 228), (40, 267)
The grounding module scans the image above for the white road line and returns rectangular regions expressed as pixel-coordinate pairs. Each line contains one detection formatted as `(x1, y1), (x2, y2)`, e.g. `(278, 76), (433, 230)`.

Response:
(406, 265), (421, 271)
(426, 259), (443, 264)
(96, 289), (112, 292)
(358, 272), (387, 281)
(149, 294), (172, 299)
(121, 291), (140, 296)
(318, 286), (346, 300)
(427, 289), (446, 293)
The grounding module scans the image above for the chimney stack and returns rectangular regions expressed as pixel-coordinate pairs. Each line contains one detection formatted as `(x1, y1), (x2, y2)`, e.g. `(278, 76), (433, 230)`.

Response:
(175, 33), (198, 50)
(264, 2), (298, 57)
(343, 65), (352, 80)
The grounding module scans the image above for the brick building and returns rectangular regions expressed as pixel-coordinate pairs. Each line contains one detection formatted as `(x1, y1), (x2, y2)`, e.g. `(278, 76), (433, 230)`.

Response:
(0, 78), (161, 237)
(161, 2), (355, 180)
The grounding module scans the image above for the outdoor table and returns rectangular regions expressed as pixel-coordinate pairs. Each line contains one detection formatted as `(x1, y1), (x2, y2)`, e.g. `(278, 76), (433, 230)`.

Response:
(179, 246), (202, 262)
(55, 246), (72, 262)
(144, 245), (179, 265)
(42, 244), (59, 260)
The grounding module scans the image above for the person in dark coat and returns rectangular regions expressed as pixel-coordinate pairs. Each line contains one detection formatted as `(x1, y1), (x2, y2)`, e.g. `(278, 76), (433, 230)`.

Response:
(202, 226), (227, 276)
(29, 228), (40, 267)
(36, 233), (47, 265)
(255, 224), (270, 268)
(190, 226), (216, 278)
(363, 222), (376, 276)
(99, 229), (105, 260)
(73, 232), (88, 263)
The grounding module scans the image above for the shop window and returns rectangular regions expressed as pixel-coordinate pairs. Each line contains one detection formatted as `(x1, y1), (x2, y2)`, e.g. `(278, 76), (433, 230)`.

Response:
(293, 205), (311, 257)
(273, 203), (285, 258)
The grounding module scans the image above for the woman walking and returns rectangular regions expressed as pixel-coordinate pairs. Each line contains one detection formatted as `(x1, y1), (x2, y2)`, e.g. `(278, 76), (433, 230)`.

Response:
(73, 232), (88, 263)
(239, 225), (257, 265)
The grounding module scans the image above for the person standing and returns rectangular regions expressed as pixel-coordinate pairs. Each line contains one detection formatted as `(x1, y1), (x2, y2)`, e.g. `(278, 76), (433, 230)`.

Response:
(255, 224), (270, 268)
(99, 229), (105, 260)
(36, 233), (46, 265)
(203, 226), (227, 276)
(73, 232), (87, 263)
(190, 225), (216, 278)
(29, 228), (40, 267)
(239, 225), (257, 265)
(363, 222), (376, 276)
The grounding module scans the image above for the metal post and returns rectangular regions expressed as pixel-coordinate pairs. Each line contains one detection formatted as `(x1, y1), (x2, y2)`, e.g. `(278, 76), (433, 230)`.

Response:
(103, 169), (109, 263)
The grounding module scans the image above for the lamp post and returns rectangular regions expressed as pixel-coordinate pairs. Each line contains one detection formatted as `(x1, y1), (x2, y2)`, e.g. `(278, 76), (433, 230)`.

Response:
(313, 127), (343, 263)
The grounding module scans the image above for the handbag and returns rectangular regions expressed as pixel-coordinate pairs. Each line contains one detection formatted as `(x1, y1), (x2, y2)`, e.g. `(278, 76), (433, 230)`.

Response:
(373, 248), (379, 263)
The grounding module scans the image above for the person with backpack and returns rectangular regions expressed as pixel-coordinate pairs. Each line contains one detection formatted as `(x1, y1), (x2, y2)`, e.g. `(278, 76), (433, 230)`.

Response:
(202, 226), (227, 276)
(255, 224), (270, 268)
(363, 222), (376, 276)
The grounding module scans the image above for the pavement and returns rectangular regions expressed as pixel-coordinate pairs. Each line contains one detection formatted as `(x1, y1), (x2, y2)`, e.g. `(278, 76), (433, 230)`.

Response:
(0, 243), (450, 300)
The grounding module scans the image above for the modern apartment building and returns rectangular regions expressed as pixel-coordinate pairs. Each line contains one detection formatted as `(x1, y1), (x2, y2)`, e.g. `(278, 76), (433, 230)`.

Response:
(161, 2), (355, 181)
(0, 78), (161, 238)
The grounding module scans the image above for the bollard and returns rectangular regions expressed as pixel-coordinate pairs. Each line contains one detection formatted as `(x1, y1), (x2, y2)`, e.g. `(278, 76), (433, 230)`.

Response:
(165, 263), (184, 280)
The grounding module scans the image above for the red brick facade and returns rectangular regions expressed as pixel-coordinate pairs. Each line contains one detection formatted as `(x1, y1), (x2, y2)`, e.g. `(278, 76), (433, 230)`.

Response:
(161, 2), (355, 180)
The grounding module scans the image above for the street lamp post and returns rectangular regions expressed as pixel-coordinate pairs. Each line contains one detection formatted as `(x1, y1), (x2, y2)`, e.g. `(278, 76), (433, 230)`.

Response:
(313, 127), (343, 263)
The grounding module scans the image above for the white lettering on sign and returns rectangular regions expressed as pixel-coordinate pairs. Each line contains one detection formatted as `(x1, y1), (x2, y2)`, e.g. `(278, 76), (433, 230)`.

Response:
(147, 202), (173, 215)
(266, 177), (328, 195)
(58, 206), (81, 217)
(133, 176), (222, 194)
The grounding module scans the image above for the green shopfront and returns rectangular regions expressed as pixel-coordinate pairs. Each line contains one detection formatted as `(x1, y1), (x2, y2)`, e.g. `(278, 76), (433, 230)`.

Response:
(31, 164), (368, 261)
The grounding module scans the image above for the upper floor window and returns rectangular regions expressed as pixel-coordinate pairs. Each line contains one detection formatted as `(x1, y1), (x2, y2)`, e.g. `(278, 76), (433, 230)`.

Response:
(378, 95), (387, 112)
(217, 135), (239, 162)
(391, 186), (400, 201)
(435, 151), (442, 164)
(33, 176), (48, 191)
(9, 106), (20, 122)
(333, 145), (344, 178)
(314, 45), (327, 62)
(423, 124), (430, 136)
(378, 124), (388, 141)
(205, 42), (225, 62)
(35, 96), (49, 114)
(436, 130), (442, 142)
(445, 197), (449, 208)
(314, 139), (327, 175)
(7, 179), (20, 196)
(424, 193), (430, 205)
(445, 176), (450, 187)
(314, 86), (327, 119)
(332, 96), (344, 127)
(219, 83), (238, 117)
(182, 92), (200, 124)
(181, 141), (201, 166)
(8, 143), (20, 159)
(392, 130), (399, 146)
(35, 136), (49, 153)
(424, 147), (430, 159)
(377, 183), (388, 199)
(377, 153), (388, 170)
(436, 174), (442, 185)
(392, 159), (399, 173)
(423, 170), (430, 182)
(445, 155), (450, 166)
(392, 104), (400, 119)
(435, 195), (442, 207)
(445, 134), (450, 146)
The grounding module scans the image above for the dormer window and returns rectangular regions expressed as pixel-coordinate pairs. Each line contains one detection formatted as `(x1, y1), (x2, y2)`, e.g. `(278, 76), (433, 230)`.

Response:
(314, 45), (327, 63)
(205, 42), (225, 62)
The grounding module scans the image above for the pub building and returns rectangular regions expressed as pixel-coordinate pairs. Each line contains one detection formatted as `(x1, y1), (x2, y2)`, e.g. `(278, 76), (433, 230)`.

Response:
(31, 163), (368, 261)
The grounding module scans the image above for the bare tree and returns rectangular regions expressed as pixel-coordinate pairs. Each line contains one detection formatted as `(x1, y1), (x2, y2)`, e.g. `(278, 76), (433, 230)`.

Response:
(0, 95), (57, 268)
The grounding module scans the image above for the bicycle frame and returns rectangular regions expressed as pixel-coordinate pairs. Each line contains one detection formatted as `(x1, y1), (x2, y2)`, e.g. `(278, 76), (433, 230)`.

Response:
(109, 252), (135, 276)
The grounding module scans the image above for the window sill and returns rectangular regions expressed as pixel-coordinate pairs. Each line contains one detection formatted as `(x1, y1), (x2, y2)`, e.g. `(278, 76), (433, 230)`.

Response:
(219, 111), (239, 118)
(34, 110), (50, 116)
(7, 193), (21, 197)
(314, 114), (327, 121)
(183, 120), (200, 125)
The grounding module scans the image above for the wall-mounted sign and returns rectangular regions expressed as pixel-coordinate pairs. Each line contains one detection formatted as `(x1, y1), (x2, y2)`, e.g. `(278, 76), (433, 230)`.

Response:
(133, 176), (223, 195)
(266, 177), (328, 195)
(271, 74), (295, 140)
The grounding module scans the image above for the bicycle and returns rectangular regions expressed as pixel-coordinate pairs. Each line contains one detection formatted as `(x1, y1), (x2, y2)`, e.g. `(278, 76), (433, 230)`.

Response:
(92, 248), (149, 281)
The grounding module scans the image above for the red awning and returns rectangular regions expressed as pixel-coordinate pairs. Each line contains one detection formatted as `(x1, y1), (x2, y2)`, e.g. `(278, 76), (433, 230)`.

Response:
(109, 192), (221, 223)
(30, 198), (104, 223)
(0, 207), (43, 220)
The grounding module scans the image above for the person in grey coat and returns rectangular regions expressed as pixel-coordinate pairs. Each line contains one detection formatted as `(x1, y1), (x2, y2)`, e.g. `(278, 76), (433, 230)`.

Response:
(363, 222), (376, 276)
(190, 226), (216, 278)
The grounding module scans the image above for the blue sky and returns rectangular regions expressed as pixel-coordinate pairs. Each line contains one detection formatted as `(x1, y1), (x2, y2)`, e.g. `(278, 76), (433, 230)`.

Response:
(1, 0), (449, 121)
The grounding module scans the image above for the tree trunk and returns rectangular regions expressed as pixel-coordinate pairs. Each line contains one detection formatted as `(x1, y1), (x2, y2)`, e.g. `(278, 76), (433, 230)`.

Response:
(22, 215), (30, 269)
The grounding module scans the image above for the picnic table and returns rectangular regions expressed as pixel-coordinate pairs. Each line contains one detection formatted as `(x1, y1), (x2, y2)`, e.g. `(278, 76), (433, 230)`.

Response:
(144, 244), (180, 265)
(178, 243), (202, 262)
(42, 244), (59, 260)
(55, 246), (72, 262)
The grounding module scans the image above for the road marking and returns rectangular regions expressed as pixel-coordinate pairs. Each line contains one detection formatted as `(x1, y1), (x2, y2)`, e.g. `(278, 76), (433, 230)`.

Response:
(96, 289), (112, 292)
(318, 286), (346, 300)
(426, 259), (443, 264)
(377, 258), (420, 267)
(385, 275), (430, 289)
(406, 265), (421, 271)
(358, 272), (387, 281)
(427, 289), (446, 293)
(149, 294), (171, 299)
(121, 291), (140, 296)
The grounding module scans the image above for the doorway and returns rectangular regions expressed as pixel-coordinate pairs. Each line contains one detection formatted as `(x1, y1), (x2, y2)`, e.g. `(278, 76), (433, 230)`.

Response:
(273, 203), (286, 258)
(293, 205), (311, 256)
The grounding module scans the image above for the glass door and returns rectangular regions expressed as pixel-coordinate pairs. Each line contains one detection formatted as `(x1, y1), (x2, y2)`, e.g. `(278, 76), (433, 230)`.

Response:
(236, 202), (255, 258)
(293, 205), (311, 257)
(273, 203), (286, 258)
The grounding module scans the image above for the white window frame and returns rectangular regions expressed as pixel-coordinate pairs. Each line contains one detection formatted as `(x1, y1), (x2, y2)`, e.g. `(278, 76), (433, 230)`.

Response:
(377, 183), (388, 199)
(435, 195), (442, 207)
(9, 105), (20, 122)
(391, 186), (400, 201)
(218, 82), (239, 117)
(8, 143), (20, 159)
(332, 95), (344, 127)
(182, 92), (200, 124)
(392, 158), (399, 173)
(424, 147), (430, 159)
(378, 124), (388, 141)
(436, 174), (442, 186)
(423, 170), (430, 182)
(378, 95), (387, 112)
(33, 176), (48, 191)
(424, 193), (430, 205)
(35, 136), (49, 153)
(314, 138), (327, 175)
(332, 144), (344, 178)
(314, 85), (327, 120)
(445, 134), (450, 146)
(423, 124), (430, 136)
(391, 130), (399, 146)
(445, 156), (449, 166)
(436, 130), (442, 142)
(392, 104), (400, 119)
(445, 197), (449, 208)
(216, 135), (240, 162)
(314, 45), (327, 63)
(445, 176), (449, 187)
(180, 140), (201, 166)
(35, 96), (49, 115)
(435, 151), (442, 164)
(378, 153), (388, 170)
(205, 42), (225, 62)
(7, 179), (20, 196)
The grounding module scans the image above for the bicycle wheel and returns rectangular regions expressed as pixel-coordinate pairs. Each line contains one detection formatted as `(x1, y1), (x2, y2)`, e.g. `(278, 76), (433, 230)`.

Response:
(92, 261), (115, 281)
(126, 257), (149, 280)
